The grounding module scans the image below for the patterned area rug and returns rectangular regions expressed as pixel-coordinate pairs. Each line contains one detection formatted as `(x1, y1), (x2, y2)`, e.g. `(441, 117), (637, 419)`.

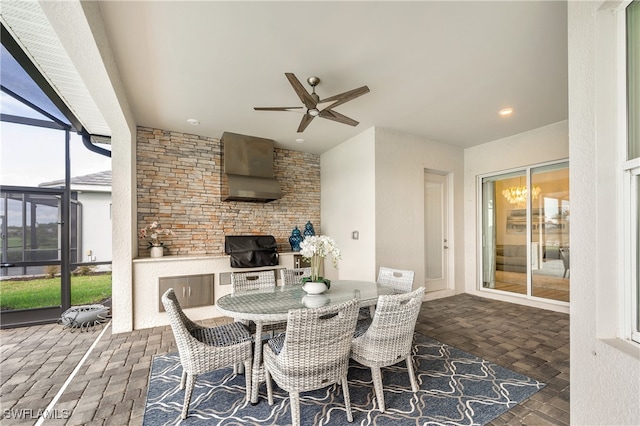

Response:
(143, 334), (545, 425)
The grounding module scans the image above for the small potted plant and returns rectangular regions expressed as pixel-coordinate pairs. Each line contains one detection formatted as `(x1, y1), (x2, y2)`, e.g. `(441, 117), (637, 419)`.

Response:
(299, 235), (341, 293)
(139, 221), (174, 258)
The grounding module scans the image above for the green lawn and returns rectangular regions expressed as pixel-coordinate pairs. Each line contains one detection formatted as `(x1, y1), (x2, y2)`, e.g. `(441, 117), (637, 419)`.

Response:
(0, 274), (112, 310)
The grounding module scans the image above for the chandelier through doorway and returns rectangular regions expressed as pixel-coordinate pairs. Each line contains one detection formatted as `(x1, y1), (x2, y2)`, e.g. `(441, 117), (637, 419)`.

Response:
(502, 183), (540, 208)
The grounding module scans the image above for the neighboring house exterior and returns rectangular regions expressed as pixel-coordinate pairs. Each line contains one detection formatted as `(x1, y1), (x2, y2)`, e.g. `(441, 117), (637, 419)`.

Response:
(40, 170), (112, 264)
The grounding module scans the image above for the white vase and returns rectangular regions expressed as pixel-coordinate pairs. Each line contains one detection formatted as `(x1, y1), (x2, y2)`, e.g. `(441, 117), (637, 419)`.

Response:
(302, 294), (329, 308)
(150, 246), (164, 258)
(302, 281), (327, 294)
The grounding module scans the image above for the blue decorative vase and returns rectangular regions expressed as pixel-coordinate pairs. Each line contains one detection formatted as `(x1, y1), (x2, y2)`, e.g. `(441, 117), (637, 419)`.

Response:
(303, 221), (316, 237)
(289, 226), (303, 252)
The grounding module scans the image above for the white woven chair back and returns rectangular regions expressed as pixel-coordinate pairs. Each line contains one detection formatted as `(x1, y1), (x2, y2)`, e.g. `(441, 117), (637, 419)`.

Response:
(361, 287), (425, 363)
(377, 267), (415, 293)
(231, 270), (276, 293)
(280, 267), (311, 286)
(277, 299), (359, 390)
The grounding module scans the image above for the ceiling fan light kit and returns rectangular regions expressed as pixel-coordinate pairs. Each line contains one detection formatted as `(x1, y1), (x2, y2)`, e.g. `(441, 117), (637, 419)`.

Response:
(254, 73), (370, 133)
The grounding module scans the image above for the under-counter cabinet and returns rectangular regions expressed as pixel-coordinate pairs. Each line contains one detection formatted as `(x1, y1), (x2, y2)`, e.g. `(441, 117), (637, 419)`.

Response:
(158, 274), (214, 312)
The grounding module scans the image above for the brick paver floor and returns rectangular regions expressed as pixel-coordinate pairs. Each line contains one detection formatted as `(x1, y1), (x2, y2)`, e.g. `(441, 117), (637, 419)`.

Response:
(0, 294), (569, 425)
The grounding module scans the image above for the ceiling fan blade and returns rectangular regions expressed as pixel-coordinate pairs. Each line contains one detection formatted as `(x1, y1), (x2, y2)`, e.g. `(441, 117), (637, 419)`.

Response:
(285, 73), (317, 110)
(297, 113), (315, 133)
(315, 100), (337, 112)
(319, 86), (370, 110)
(319, 109), (359, 127)
(254, 107), (304, 111)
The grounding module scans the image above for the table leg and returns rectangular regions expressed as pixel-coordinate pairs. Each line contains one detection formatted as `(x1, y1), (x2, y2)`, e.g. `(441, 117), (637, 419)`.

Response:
(250, 320), (263, 404)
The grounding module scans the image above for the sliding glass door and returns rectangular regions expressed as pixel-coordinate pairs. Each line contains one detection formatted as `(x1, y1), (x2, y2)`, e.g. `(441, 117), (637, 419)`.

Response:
(531, 164), (570, 302)
(481, 171), (529, 295)
(480, 162), (569, 303)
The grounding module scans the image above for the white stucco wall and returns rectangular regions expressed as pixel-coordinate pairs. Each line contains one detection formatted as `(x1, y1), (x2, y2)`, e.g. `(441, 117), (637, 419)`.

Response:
(463, 120), (569, 313)
(321, 127), (465, 293)
(321, 127), (376, 281)
(374, 128), (465, 294)
(40, 1), (138, 333)
(568, 2), (640, 423)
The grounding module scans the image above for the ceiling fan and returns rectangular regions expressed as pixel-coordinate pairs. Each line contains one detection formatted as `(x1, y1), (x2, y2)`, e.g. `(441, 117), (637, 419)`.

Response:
(254, 73), (370, 133)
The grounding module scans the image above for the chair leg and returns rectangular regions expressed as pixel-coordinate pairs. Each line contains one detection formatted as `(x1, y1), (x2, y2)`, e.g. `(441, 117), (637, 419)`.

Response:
(181, 373), (196, 420)
(371, 366), (386, 413)
(265, 365), (274, 406)
(406, 356), (419, 393)
(180, 370), (187, 390)
(341, 376), (353, 422)
(289, 392), (301, 426)
(244, 359), (253, 402)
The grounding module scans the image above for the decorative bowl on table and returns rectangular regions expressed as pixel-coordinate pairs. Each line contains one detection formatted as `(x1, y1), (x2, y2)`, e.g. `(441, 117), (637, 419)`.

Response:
(302, 281), (327, 294)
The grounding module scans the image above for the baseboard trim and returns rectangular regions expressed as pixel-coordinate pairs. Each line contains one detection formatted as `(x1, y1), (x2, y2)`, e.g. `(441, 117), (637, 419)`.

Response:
(423, 288), (456, 301)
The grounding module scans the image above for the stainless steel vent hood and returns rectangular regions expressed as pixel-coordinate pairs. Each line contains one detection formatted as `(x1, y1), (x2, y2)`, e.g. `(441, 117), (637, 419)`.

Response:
(221, 132), (282, 202)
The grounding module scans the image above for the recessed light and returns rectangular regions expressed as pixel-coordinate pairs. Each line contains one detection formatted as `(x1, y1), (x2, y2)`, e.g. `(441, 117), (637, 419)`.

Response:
(296, 138), (304, 143)
(499, 108), (513, 116)
(187, 118), (200, 125)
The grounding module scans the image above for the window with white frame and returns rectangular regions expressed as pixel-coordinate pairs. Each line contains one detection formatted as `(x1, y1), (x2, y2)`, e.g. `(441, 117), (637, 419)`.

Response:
(624, 0), (640, 344)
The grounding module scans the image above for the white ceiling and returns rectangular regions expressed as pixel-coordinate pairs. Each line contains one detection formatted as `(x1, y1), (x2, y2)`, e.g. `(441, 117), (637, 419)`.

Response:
(96, 1), (567, 154)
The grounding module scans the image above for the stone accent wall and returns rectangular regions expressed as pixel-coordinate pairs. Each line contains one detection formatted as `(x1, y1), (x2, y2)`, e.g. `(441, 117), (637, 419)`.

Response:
(136, 127), (320, 256)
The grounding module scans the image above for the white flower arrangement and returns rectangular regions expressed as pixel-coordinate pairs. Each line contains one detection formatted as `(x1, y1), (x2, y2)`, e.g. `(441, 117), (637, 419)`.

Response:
(299, 235), (341, 285)
(139, 221), (174, 247)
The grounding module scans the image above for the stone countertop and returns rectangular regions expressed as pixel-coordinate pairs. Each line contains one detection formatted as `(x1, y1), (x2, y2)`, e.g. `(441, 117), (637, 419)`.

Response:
(133, 251), (301, 263)
(133, 253), (227, 263)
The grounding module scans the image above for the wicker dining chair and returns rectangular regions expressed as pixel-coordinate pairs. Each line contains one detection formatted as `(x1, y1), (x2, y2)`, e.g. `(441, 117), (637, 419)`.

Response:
(351, 286), (425, 413)
(161, 288), (253, 419)
(377, 266), (415, 293)
(263, 299), (360, 426)
(231, 270), (277, 292)
(280, 267), (311, 286)
(362, 267), (416, 319)
(231, 270), (286, 337)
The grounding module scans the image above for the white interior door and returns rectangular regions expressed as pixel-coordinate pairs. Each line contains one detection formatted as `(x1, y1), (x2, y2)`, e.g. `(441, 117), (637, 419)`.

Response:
(424, 172), (449, 292)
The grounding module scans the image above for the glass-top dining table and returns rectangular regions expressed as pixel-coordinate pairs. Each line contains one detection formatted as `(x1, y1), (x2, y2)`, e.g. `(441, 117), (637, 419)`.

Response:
(216, 280), (394, 403)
